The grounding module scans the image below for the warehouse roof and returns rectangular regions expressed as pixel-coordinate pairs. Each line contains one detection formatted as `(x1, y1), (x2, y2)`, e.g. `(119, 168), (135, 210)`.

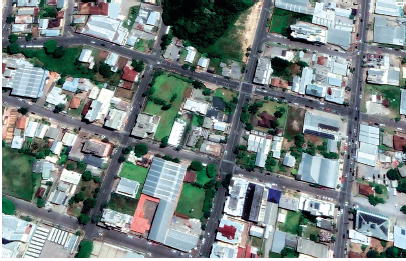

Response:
(359, 124), (380, 145)
(298, 153), (339, 188)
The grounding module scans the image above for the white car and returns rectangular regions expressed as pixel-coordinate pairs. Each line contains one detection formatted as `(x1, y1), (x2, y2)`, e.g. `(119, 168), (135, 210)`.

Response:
(171, 250), (177, 253)
(345, 202), (348, 207)
(147, 242), (152, 245)
(338, 211), (341, 217)
(341, 209), (344, 215)
(395, 204), (398, 208)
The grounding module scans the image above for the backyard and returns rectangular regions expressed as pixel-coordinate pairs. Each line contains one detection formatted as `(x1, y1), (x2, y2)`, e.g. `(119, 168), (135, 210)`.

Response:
(277, 210), (301, 235)
(363, 84), (400, 119)
(215, 88), (238, 104)
(175, 183), (205, 219)
(122, 6), (140, 30)
(68, 179), (100, 217)
(68, 99), (86, 117)
(2, 147), (38, 201)
(119, 163), (149, 199)
(284, 106), (306, 141)
(270, 8), (313, 37)
(144, 72), (192, 140)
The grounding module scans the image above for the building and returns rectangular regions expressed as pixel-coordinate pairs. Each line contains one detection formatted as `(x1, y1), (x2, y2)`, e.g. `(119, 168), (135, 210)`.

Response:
(46, 87), (66, 105)
(299, 195), (335, 217)
(303, 112), (340, 140)
(168, 119), (186, 147)
(356, 142), (378, 166)
(85, 88), (114, 122)
(297, 153), (339, 189)
(198, 57), (210, 69)
(355, 209), (390, 241)
(271, 136), (283, 159)
(130, 194), (160, 234)
(359, 124), (380, 145)
(325, 87), (344, 104)
(327, 28), (352, 50)
(367, 67), (400, 86)
(349, 230), (371, 245)
(373, 16), (405, 46)
(60, 169), (82, 185)
(275, 0), (314, 15)
(271, 230), (287, 254)
(116, 178), (139, 198)
(375, 0), (404, 17)
(290, 22), (327, 43)
(50, 141), (63, 155)
(358, 184), (375, 197)
(34, 124), (49, 139)
(69, 97), (81, 109)
(326, 139), (338, 153)
(253, 58), (273, 85)
(83, 154), (105, 168)
(3, 59), (49, 98)
(131, 113), (160, 138)
(316, 217), (333, 231)
(142, 158), (199, 252)
(224, 178), (249, 217)
(247, 134), (272, 168)
(82, 139), (111, 158)
(394, 226), (406, 250)
(401, 89), (406, 115)
(78, 49), (92, 63)
(200, 140), (222, 157)
(81, 15), (128, 45)
(306, 84), (327, 98)
(25, 121), (38, 137)
(210, 242), (238, 258)
(32, 160), (55, 180)
(100, 208), (132, 233)
(297, 238), (330, 258)
(62, 132), (77, 146)
(104, 109), (126, 130)
(295, 67), (314, 94)
(242, 183), (265, 222)
(122, 66), (139, 83)
(2, 214), (36, 258)
(279, 195), (300, 211)
(185, 46), (196, 63)
(183, 99), (209, 115)
(216, 217), (244, 245)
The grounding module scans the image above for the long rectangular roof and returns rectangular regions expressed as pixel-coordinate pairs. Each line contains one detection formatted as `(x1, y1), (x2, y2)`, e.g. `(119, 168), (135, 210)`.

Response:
(374, 16), (406, 46)
(401, 89), (406, 115)
(298, 153), (339, 188)
(359, 124), (380, 145)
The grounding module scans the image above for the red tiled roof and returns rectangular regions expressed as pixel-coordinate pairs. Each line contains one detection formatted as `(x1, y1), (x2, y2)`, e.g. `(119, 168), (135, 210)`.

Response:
(237, 247), (246, 258)
(183, 171), (197, 183)
(122, 81), (133, 90)
(35, 187), (46, 198)
(48, 18), (61, 28)
(271, 78), (280, 87)
(218, 224), (237, 240)
(78, 2), (109, 15)
(359, 184), (374, 197)
(393, 135), (406, 151)
(81, 101), (92, 116)
(122, 66), (138, 82)
(69, 97), (81, 109)
(279, 80), (288, 88)
(131, 194), (160, 234)
(245, 245), (252, 258)
(15, 115), (27, 130)
(317, 56), (326, 65)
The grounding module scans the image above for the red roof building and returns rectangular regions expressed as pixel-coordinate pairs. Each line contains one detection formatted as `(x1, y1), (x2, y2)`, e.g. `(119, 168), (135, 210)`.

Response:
(359, 184), (374, 197)
(218, 224), (237, 240)
(349, 251), (363, 258)
(15, 116), (27, 130)
(122, 66), (139, 82)
(183, 171), (197, 183)
(271, 78), (280, 87)
(35, 187), (46, 198)
(130, 194), (160, 234)
(2, 63), (6, 74)
(69, 97), (81, 109)
(257, 111), (277, 129)
(81, 101), (92, 116)
(393, 135), (406, 151)
(317, 56), (326, 65)
(78, 2), (109, 15)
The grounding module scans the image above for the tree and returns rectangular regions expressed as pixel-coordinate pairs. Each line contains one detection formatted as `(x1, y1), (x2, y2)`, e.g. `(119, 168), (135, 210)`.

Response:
(98, 63), (113, 78)
(53, 103), (65, 113)
(381, 241), (387, 247)
(9, 34), (18, 43)
(160, 136), (169, 148)
(366, 250), (379, 258)
(36, 198), (45, 208)
(190, 161), (204, 171)
(6, 16), (15, 24)
(274, 110), (284, 118)
(134, 143), (148, 157)
(25, 33), (32, 42)
(206, 164), (217, 178)
(361, 244), (367, 251)
(400, 205), (406, 214)
(82, 171), (93, 181)
(310, 234), (319, 242)
(83, 198), (96, 209)
(2, 198), (16, 215)
(78, 214), (90, 225)
(43, 39), (57, 54)
(248, 102), (263, 114)
(93, 176), (100, 183)
(7, 43), (21, 54)
(118, 156), (126, 163)
(397, 180), (406, 193)
(202, 89), (211, 96)
(67, 163), (75, 171)
(17, 107), (28, 115)
(245, 123), (253, 131)
(182, 64), (190, 70)
(53, 46), (66, 58)
(161, 103), (171, 110)
(22, 49), (35, 58)
(368, 195), (385, 206)
(131, 60), (145, 72)
(74, 192), (85, 203)
(375, 185), (383, 194)
(75, 240), (93, 258)
(387, 169), (400, 180)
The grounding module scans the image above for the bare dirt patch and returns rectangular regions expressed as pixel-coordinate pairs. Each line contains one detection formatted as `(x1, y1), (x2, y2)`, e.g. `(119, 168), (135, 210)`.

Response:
(241, 1), (262, 63)
(304, 134), (324, 146)
(97, 50), (109, 61)
(114, 87), (134, 100)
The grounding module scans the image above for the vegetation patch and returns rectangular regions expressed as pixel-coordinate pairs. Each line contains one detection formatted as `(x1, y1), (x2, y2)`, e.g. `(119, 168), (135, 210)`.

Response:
(175, 183), (206, 219)
(270, 8), (313, 37)
(122, 6), (140, 30)
(108, 192), (138, 216)
(2, 197), (16, 215)
(277, 210), (302, 235)
(284, 106), (306, 141)
(364, 84), (401, 119)
(119, 163), (148, 199)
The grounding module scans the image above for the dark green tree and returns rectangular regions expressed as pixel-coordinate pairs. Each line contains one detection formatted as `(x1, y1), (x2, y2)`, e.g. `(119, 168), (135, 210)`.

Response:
(190, 161), (204, 171)
(134, 143), (148, 157)
(43, 39), (57, 54)
(160, 136), (169, 148)
(98, 63), (113, 78)
(17, 107), (28, 115)
(75, 240), (93, 258)
(78, 214), (90, 225)
(82, 171), (93, 181)
(7, 43), (21, 54)
(9, 34), (18, 43)
(387, 169), (400, 180)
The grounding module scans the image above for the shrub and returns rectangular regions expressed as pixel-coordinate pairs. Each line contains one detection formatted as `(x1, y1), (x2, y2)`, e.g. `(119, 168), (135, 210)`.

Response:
(82, 171), (93, 181)
(400, 205), (406, 214)
(2, 198), (16, 215)
(7, 43), (21, 54)
(190, 161), (203, 171)
(387, 169), (400, 180)
(9, 34), (18, 43)
(17, 107), (28, 115)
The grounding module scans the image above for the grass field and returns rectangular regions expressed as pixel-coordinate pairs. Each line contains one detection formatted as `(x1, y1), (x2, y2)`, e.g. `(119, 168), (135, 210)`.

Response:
(270, 8), (313, 36)
(119, 163), (148, 199)
(214, 88), (238, 103)
(364, 84), (400, 118)
(302, 225), (321, 240)
(144, 73), (192, 140)
(278, 210), (301, 235)
(284, 106), (306, 141)
(2, 147), (36, 201)
(175, 183), (205, 219)
(254, 101), (288, 132)
(195, 168), (212, 186)
(108, 192), (138, 216)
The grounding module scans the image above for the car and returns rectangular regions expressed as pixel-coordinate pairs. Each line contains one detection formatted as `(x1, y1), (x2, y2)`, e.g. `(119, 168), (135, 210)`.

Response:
(345, 202), (348, 207)
(171, 250), (177, 253)
(395, 203), (398, 208)
(147, 241), (152, 245)
(207, 233), (210, 236)
(341, 209), (344, 215)
(338, 211), (340, 217)
(224, 150), (227, 155)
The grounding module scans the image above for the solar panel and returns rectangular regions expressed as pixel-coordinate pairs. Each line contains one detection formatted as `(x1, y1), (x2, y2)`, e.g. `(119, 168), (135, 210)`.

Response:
(304, 129), (335, 140)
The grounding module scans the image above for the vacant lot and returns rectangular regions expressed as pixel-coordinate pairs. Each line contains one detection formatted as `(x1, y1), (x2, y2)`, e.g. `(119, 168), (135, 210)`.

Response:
(2, 147), (36, 201)
(215, 88), (238, 103)
(302, 225), (321, 240)
(144, 73), (192, 140)
(284, 106), (305, 141)
(364, 84), (400, 119)
(108, 192), (138, 216)
(175, 183), (205, 219)
(270, 8), (313, 36)
(119, 163), (148, 199)
(278, 210), (301, 235)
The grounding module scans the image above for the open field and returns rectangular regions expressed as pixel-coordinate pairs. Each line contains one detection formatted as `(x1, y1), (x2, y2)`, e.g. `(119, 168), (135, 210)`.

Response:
(284, 106), (305, 141)
(144, 73), (192, 140)
(214, 88), (238, 103)
(108, 192), (138, 216)
(278, 210), (301, 235)
(175, 183), (205, 219)
(270, 8), (313, 36)
(2, 147), (36, 201)
(363, 84), (400, 119)
(119, 163), (148, 199)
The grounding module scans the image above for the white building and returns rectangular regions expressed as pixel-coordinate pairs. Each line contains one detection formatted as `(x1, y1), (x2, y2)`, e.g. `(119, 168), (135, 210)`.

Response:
(183, 99), (209, 115)
(168, 119), (186, 147)
(185, 46), (196, 63)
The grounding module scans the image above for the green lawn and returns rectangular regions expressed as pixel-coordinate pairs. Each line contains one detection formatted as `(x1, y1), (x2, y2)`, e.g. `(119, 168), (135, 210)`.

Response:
(175, 183), (205, 219)
(270, 8), (313, 36)
(364, 84), (401, 118)
(2, 197), (16, 215)
(278, 210), (301, 235)
(255, 100), (288, 132)
(122, 6), (140, 30)
(269, 252), (282, 258)
(214, 88), (238, 103)
(195, 168), (212, 186)
(134, 39), (146, 52)
(302, 225), (321, 240)
(108, 192), (138, 216)
(119, 163), (148, 199)
(251, 236), (263, 248)
(144, 73), (192, 140)
(2, 147), (37, 201)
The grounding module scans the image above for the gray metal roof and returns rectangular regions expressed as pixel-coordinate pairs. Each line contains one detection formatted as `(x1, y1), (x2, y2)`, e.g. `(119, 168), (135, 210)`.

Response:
(394, 226), (406, 250)
(8, 61), (48, 98)
(271, 230), (286, 254)
(275, 0), (314, 15)
(375, 0), (402, 17)
(326, 139), (338, 153)
(327, 28), (352, 50)
(116, 178), (139, 197)
(298, 153), (339, 188)
(165, 229), (199, 252)
(356, 209), (389, 241)
(306, 84), (326, 97)
(374, 16), (406, 46)
(297, 238), (329, 258)
(147, 200), (176, 244)
(283, 153), (296, 167)
(83, 154), (104, 168)
(142, 158), (187, 202)
(359, 124), (380, 145)
(279, 195), (299, 211)
(401, 89), (406, 115)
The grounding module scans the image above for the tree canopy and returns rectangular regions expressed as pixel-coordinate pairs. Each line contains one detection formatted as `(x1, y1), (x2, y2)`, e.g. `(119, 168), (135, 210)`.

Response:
(2, 198), (16, 215)
(134, 143), (148, 157)
(387, 169), (400, 180)
(75, 240), (93, 258)
(190, 161), (204, 171)
(44, 40), (57, 54)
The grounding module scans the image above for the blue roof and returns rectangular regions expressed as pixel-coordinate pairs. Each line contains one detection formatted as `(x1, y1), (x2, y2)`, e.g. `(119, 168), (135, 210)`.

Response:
(62, 78), (80, 92)
(328, 77), (342, 87)
(267, 188), (282, 203)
